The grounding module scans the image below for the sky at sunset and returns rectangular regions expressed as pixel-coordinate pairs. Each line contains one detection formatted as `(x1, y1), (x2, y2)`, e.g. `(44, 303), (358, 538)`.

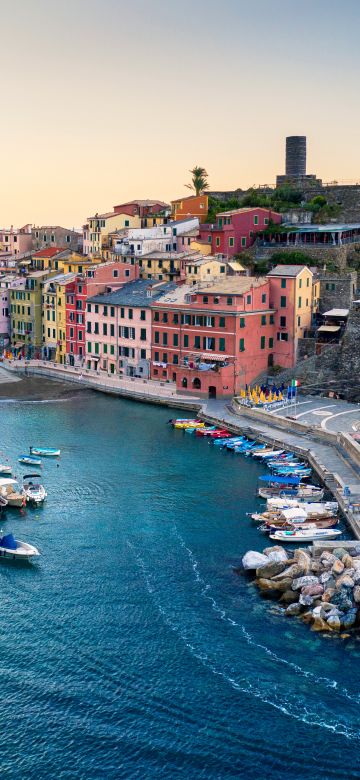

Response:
(2, 0), (360, 227)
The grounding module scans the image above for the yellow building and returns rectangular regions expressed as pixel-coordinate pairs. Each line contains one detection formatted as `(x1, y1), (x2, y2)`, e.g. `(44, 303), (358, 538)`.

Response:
(138, 251), (201, 282)
(185, 256), (228, 285)
(83, 212), (141, 256)
(31, 248), (71, 272)
(42, 273), (76, 363)
(10, 270), (57, 357)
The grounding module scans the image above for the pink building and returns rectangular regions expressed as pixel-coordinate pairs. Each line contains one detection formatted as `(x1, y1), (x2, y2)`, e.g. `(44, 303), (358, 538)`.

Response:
(0, 224), (32, 263)
(86, 279), (173, 377)
(199, 208), (281, 256)
(0, 276), (24, 352)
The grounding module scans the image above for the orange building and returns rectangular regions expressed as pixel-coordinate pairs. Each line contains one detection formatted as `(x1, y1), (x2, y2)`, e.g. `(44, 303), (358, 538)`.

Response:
(171, 194), (208, 223)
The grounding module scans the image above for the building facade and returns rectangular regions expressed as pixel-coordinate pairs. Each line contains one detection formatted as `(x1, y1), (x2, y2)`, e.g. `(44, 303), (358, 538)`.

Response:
(199, 207), (281, 256)
(171, 194), (208, 223)
(267, 265), (314, 367)
(32, 226), (82, 253)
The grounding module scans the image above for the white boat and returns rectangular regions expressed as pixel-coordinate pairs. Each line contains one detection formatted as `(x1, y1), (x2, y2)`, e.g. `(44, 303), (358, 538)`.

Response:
(253, 449), (285, 459)
(266, 498), (338, 514)
(23, 474), (47, 505)
(270, 527), (342, 542)
(0, 532), (40, 561)
(30, 447), (60, 457)
(18, 455), (42, 466)
(0, 464), (12, 475)
(0, 478), (26, 508)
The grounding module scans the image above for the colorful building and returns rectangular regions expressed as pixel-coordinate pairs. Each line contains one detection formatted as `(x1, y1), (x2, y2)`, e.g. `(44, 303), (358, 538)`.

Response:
(266, 265), (313, 367)
(0, 224), (33, 259)
(10, 270), (57, 357)
(86, 279), (174, 377)
(42, 273), (76, 362)
(185, 256), (228, 285)
(32, 226), (82, 252)
(138, 251), (200, 282)
(171, 194), (208, 223)
(83, 210), (142, 256)
(113, 200), (170, 225)
(150, 277), (275, 397)
(199, 207), (281, 256)
(0, 276), (24, 352)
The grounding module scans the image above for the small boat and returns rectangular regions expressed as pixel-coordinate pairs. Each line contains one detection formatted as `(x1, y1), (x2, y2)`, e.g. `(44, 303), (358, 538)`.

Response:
(252, 449), (285, 459)
(0, 479), (26, 508)
(0, 464), (12, 475)
(0, 496), (7, 516)
(18, 455), (42, 466)
(0, 532), (40, 561)
(30, 446), (60, 457)
(23, 474), (47, 506)
(173, 421), (205, 430)
(264, 517), (339, 532)
(270, 527), (342, 543)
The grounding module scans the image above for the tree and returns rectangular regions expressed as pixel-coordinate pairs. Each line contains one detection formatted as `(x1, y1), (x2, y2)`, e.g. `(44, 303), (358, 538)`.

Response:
(185, 166), (209, 196)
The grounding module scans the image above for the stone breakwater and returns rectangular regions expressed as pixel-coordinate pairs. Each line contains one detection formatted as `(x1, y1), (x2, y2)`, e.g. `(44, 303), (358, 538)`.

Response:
(242, 545), (360, 634)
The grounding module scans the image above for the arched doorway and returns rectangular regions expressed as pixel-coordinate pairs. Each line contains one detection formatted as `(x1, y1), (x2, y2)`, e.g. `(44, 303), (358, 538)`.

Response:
(193, 377), (201, 390)
(268, 353), (274, 368)
(208, 386), (216, 399)
(182, 377), (187, 388)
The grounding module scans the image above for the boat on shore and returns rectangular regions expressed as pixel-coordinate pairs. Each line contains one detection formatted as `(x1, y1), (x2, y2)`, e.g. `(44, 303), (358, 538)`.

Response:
(0, 479), (26, 508)
(18, 455), (42, 466)
(269, 527), (342, 542)
(0, 532), (40, 561)
(22, 474), (47, 505)
(0, 464), (12, 475)
(30, 447), (60, 457)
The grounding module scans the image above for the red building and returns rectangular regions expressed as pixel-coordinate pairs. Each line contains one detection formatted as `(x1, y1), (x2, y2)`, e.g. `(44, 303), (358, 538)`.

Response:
(65, 260), (138, 366)
(150, 277), (275, 398)
(199, 207), (281, 257)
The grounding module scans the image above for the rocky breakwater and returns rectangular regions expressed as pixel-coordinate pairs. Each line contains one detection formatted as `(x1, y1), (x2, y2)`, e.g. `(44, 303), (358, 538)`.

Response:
(242, 546), (360, 634)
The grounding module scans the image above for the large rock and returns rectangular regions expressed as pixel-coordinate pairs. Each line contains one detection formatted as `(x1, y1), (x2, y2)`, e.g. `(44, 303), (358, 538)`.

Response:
(310, 560), (323, 573)
(332, 559), (344, 575)
(351, 558), (360, 570)
(242, 551), (269, 570)
(335, 574), (355, 590)
(256, 577), (293, 592)
(341, 609), (358, 629)
(255, 561), (286, 579)
(320, 571), (334, 586)
(292, 575), (319, 591)
(312, 616), (332, 631)
(322, 588), (336, 602)
(280, 590), (299, 604)
(353, 586), (360, 603)
(320, 552), (336, 566)
(263, 546), (288, 563)
(342, 554), (354, 569)
(299, 593), (314, 607)
(302, 611), (314, 624)
(326, 607), (343, 617)
(331, 590), (354, 612)
(286, 603), (302, 616)
(301, 583), (324, 597)
(272, 563), (304, 581)
(327, 615), (341, 631)
(293, 549), (311, 573)
(352, 570), (360, 584)
(333, 547), (349, 560)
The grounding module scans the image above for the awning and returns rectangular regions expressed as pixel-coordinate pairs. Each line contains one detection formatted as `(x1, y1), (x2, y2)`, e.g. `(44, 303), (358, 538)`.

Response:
(323, 308), (349, 317)
(199, 353), (232, 362)
(317, 325), (340, 333)
(14, 342), (25, 348)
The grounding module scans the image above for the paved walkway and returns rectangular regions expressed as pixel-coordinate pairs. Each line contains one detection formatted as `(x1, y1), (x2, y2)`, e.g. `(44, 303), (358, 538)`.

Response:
(266, 394), (360, 434)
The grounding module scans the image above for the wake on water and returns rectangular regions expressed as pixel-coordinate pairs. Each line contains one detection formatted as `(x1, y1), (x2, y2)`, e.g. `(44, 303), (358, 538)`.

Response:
(127, 534), (360, 742)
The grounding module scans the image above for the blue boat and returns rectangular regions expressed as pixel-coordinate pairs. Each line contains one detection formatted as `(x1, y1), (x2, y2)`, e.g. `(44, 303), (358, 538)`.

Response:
(30, 447), (60, 457)
(19, 455), (42, 466)
(259, 475), (301, 484)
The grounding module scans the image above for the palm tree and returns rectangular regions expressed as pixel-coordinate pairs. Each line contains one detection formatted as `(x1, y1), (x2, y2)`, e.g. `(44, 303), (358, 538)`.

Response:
(185, 166), (209, 196)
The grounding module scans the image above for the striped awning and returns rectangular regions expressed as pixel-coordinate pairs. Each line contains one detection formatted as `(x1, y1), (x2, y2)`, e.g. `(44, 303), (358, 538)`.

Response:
(199, 353), (232, 362)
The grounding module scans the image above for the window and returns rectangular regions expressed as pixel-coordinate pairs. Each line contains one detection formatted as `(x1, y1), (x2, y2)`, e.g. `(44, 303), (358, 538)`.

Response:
(253, 215), (259, 225)
(260, 336), (265, 349)
(173, 314), (178, 324)
(220, 266), (225, 273)
(264, 218), (269, 225)
(94, 342), (99, 354)
(113, 270), (118, 278)
(205, 316), (215, 327)
(277, 332), (288, 341)
(219, 338), (226, 352)
(154, 351), (159, 361)
(261, 315), (266, 326)
(162, 333), (168, 346)
(120, 307), (124, 318)
(140, 349), (146, 359)
(219, 317), (225, 328)
(280, 316), (286, 327)
(269, 337), (273, 348)
(280, 296), (286, 308)
(110, 324), (115, 337)
(162, 312), (168, 323)
(262, 293), (266, 303)
(163, 353), (168, 363)
(281, 279), (286, 289)
(213, 297), (219, 305)
(216, 237), (220, 248)
(269, 314), (274, 325)
(306, 277), (310, 287)
(173, 354), (179, 365)
(298, 297), (302, 308)
(110, 345), (115, 355)
(154, 311), (159, 322)
(184, 335), (189, 347)
(240, 317), (245, 328)
(227, 297), (233, 306)
(154, 331), (160, 344)
(299, 278), (302, 289)
(103, 323), (107, 336)
(173, 334), (178, 347)
(297, 316), (301, 327)
(94, 322), (99, 334)
(128, 308), (133, 320)
(203, 337), (215, 350)
(229, 237), (234, 247)
(70, 327), (74, 338)
(207, 235), (212, 243)
(239, 338), (245, 352)
(140, 310), (146, 321)
(125, 220), (129, 227)
(241, 237), (246, 247)
(246, 295), (251, 304)
(140, 328), (146, 341)
(202, 296), (208, 303)
(194, 336), (200, 349)
(95, 304), (99, 314)
(78, 331), (83, 341)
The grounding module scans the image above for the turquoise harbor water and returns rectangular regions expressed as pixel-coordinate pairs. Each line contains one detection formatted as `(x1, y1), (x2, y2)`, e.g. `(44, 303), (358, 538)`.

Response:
(1, 393), (360, 779)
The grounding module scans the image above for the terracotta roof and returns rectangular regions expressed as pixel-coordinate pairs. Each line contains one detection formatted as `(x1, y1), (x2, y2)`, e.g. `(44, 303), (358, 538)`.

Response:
(32, 247), (67, 258)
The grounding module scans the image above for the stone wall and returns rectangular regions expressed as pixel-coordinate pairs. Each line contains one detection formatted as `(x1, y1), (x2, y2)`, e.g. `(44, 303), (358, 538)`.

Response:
(255, 242), (357, 272)
(318, 271), (358, 313)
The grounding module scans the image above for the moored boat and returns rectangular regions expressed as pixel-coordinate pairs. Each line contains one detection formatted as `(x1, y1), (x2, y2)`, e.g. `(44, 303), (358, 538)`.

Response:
(18, 455), (42, 466)
(269, 527), (342, 542)
(0, 464), (12, 475)
(30, 446), (60, 457)
(0, 532), (40, 561)
(0, 479), (26, 508)
(22, 474), (47, 505)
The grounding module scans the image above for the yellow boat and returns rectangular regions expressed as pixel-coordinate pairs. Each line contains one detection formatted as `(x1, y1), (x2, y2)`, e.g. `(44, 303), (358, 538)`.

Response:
(173, 421), (205, 430)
